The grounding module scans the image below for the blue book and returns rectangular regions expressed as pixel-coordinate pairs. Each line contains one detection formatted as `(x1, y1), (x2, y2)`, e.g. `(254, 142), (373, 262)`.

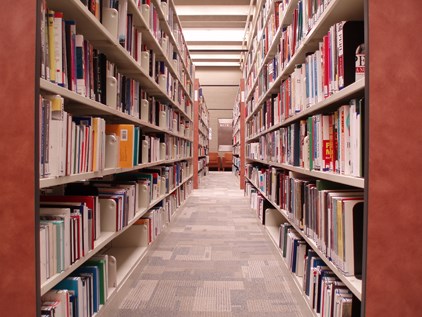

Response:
(74, 265), (100, 313)
(54, 276), (83, 317)
(134, 127), (140, 166)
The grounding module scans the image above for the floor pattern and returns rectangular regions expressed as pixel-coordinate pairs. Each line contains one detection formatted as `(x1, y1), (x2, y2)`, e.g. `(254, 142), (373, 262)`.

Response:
(102, 172), (312, 317)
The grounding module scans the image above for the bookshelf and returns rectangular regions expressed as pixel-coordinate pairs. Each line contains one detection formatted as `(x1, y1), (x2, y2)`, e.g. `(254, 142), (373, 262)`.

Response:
(242, 0), (366, 315)
(3, 1), (422, 316)
(193, 78), (210, 189)
(3, 0), (196, 315)
(232, 79), (246, 189)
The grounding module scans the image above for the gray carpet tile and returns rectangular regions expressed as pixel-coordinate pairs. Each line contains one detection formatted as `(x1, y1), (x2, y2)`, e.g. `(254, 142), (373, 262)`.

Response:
(100, 172), (312, 317)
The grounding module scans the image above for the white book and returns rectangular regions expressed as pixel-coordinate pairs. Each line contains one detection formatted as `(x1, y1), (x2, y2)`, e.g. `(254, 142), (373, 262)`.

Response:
(53, 12), (63, 86)
(39, 225), (48, 284)
(45, 95), (64, 177)
(117, 0), (128, 46)
(316, 43), (324, 103)
(41, 289), (69, 317)
(66, 114), (72, 176)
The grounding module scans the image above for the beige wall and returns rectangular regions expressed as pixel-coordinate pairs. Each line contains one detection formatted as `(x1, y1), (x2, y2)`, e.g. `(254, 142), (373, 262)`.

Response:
(195, 66), (241, 152)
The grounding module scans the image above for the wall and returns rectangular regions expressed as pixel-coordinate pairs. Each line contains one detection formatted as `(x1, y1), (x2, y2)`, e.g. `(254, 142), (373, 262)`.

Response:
(0, 0), (38, 315)
(195, 66), (241, 153)
(365, 0), (422, 316)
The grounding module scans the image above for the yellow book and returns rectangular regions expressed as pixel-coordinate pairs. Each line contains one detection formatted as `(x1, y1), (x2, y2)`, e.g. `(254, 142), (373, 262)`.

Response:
(47, 10), (56, 83)
(105, 124), (134, 168)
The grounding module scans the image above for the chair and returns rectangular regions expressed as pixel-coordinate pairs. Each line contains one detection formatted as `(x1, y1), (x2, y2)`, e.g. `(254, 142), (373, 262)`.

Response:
(221, 152), (233, 171)
(208, 152), (221, 171)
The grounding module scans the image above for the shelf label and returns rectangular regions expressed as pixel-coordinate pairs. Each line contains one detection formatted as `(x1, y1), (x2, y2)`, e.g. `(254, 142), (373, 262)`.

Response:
(241, 91), (245, 102)
(194, 90), (198, 101)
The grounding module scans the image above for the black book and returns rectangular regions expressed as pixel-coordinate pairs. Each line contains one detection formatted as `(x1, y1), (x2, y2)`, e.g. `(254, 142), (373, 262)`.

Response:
(337, 21), (364, 89)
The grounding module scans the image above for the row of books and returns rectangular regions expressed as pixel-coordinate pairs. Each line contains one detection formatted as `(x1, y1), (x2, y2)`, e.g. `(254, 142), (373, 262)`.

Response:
(39, 162), (192, 284)
(40, 95), (105, 178)
(39, 174), (193, 317)
(41, 254), (115, 317)
(244, 0), (283, 83)
(198, 157), (207, 172)
(280, 225), (360, 317)
(246, 98), (364, 178)
(246, 169), (364, 278)
(233, 144), (241, 156)
(165, 1), (194, 83)
(40, 95), (193, 178)
(277, 21), (364, 117)
(247, 19), (364, 119)
(138, 177), (192, 243)
(245, 0), (336, 97)
(40, 2), (193, 118)
(125, 0), (194, 94)
(244, 187), (360, 316)
(197, 146), (208, 157)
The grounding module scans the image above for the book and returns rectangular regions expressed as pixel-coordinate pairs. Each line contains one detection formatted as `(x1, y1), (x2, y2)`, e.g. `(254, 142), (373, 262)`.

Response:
(74, 265), (100, 313)
(343, 199), (364, 278)
(336, 21), (364, 90)
(105, 124), (135, 168)
(54, 276), (84, 317)
(41, 289), (70, 317)
(39, 207), (71, 270)
(75, 34), (86, 96)
(85, 255), (108, 305)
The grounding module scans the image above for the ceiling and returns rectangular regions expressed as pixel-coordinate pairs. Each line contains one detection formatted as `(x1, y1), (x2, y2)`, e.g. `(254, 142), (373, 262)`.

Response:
(174, 0), (254, 67)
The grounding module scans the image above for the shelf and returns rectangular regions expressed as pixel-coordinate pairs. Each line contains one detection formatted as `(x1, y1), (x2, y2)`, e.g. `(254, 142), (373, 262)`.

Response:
(108, 246), (149, 286)
(246, 158), (364, 188)
(41, 80), (197, 138)
(246, 78), (365, 135)
(246, 176), (362, 299)
(40, 173), (193, 295)
(245, 0), (279, 83)
(40, 157), (193, 188)
(46, 0), (192, 121)
(264, 225), (317, 317)
(159, 0), (194, 84)
(127, 0), (193, 106)
(245, 0), (298, 102)
(245, 0), (364, 113)
(245, 0), (266, 57)
(152, 0), (193, 87)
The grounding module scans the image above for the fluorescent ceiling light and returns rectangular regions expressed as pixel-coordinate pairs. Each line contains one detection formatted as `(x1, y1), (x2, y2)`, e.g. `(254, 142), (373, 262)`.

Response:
(188, 45), (246, 51)
(183, 29), (245, 42)
(190, 54), (240, 60)
(176, 5), (249, 16)
(194, 61), (240, 67)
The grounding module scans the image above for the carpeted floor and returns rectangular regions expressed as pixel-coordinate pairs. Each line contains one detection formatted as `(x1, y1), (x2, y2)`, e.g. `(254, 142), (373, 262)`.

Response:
(101, 172), (312, 317)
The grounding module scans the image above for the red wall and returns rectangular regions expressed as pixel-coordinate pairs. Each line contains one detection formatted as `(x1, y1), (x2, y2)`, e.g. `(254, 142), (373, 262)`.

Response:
(0, 0), (38, 315)
(366, 0), (422, 315)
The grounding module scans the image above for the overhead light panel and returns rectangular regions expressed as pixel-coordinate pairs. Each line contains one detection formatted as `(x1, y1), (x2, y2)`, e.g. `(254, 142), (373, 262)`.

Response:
(183, 29), (244, 42)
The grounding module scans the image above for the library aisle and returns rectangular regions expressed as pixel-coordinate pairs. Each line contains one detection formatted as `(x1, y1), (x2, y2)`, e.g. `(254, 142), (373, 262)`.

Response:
(101, 172), (311, 317)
